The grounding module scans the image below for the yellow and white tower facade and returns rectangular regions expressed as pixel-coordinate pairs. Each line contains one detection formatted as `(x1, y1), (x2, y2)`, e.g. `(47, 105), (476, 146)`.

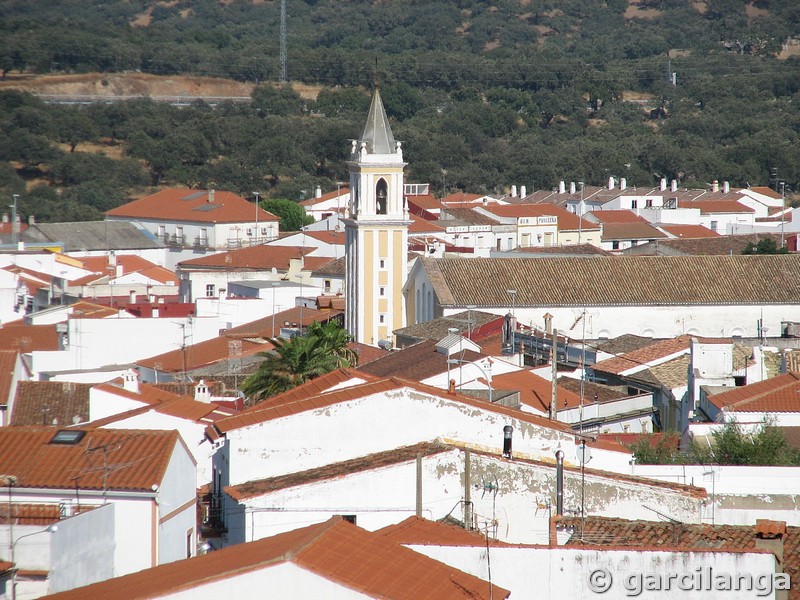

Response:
(344, 87), (410, 346)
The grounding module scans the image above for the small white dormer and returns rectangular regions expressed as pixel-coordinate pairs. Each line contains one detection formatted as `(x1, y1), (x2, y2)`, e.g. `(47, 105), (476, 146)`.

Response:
(195, 379), (211, 403)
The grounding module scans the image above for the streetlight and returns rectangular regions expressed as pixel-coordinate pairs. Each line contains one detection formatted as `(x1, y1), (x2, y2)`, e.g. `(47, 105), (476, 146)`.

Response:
(446, 358), (493, 403)
(253, 192), (260, 245)
(506, 289), (517, 359)
(271, 281), (279, 338)
(578, 182), (585, 244)
(11, 524), (58, 600)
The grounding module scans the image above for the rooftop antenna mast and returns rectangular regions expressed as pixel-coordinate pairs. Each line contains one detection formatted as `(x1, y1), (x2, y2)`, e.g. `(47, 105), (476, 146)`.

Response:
(279, 0), (287, 83)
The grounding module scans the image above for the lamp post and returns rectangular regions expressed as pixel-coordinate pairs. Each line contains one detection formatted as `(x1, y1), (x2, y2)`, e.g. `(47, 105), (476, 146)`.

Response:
(506, 289), (517, 360)
(10, 194), (19, 247)
(447, 358), (493, 403)
(253, 192), (261, 245)
(578, 182), (584, 244)
(11, 524), (58, 600)
(271, 281), (279, 338)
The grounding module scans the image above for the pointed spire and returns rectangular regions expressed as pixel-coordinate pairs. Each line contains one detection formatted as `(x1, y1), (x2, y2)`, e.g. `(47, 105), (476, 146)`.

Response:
(360, 86), (396, 155)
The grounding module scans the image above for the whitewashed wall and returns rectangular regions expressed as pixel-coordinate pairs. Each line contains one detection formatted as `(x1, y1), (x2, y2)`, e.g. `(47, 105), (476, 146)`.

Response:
(30, 315), (221, 376)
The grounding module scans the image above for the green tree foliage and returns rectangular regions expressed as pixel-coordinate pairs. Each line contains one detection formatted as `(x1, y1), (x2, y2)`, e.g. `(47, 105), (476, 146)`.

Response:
(742, 237), (789, 255)
(261, 198), (314, 232)
(631, 421), (800, 466)
(241, 321), (357, 403)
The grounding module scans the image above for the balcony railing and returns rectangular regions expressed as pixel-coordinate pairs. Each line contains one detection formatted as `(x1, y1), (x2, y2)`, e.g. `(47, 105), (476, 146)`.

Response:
(199, 491), (227, 537)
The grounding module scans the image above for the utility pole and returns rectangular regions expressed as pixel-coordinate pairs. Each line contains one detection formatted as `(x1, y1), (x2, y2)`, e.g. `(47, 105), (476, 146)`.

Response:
(550, 328), (558, 420)
(10, 194), (19, 246)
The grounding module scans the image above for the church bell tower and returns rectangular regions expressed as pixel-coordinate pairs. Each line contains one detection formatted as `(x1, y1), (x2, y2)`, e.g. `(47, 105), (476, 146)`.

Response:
(344, 87), (410, 346)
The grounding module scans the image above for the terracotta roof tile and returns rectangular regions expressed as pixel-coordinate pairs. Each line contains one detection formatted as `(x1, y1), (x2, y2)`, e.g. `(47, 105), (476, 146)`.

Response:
(420, 255), (800, 308)
(592, 336), (692, 375)
(492, 369), (584, 412)
(393, 310), (503, 344)
(559, 516), (797, 585)
(409, 214), (445, 233)
(407, 194), (447, 211)
(629, 232), (785, 257)
(707, 372), (800, 412)
(660, 224), (719, 238)
(601, 221), (669, 241)
(0, 502), (95, 526)
(356, 339), (485, 380)
(226, 442), (449, 501)
(44, 517), (508, 600)
(0, 350), (18, 406)
(0, 427), (181, 491)
(106, 188), (278, 224)
(441, 208), (501, 226)
(11, 381), (91, 426)
(310, 256), (345, 276)
(299, 187), (350, 206)
(178, 245), (310, 270)
(377, 515), (516, 547)
(0, 324), (59, 352)
(557, 377), (628, 403)
(510, 243), (612, 256)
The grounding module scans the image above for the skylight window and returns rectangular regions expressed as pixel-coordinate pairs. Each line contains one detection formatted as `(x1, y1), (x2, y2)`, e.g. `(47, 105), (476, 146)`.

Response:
(50, 430), (87, 445)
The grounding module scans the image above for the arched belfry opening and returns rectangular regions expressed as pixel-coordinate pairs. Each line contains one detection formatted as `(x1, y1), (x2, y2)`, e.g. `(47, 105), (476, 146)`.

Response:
(376, 178), (388, 215)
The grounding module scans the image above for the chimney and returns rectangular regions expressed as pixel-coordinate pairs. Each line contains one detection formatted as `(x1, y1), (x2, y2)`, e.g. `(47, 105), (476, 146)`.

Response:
(108, 251), (117, 267)
(555, 450), (565, 515)
(511, 185), (517, 198)
(608, 176), (615, 190)
(115, 264), (123, 278)
(502, 425), (513, 459)
(711, 180), (719, 193)
(543, 312), (553, 335)
(152, 307), (159, 318)
(315, 186), (322, 198)
(520, 185), (527, 198)
(123, 368), (140, 393)
(723, 181), (730, 194)
(218, 288), (226, 300)
(208, 189), (215, 203)
(27, 215), (34, 225)
(129, 290), (136, 304)
(2, 214), (7, 224)
(569, 182), (576, 195)
(448, 379), (456, 394)
(194, 379), (211, 403)
(660, 178), (668, 192)
(754, 520), (787, 564)
(671, 179), (678, 192)
(558, 181), (566, 194)
(620, 178), (627, 191)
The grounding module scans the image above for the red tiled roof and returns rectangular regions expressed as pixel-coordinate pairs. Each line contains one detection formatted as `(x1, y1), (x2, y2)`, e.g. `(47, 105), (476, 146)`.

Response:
(177, 245), (310, 270)
(0, 502), (95, 526)
(136, 334), (270, 372)
(226, 441), (448, 501)
(11, 380), (91, 426)
(60, 301), (120, 319)
(601, 221), (668, 241)
(749, 186), (782, 200)
(106, 188), (279, 223)
(0, 324), (59, 352)
(684, 200), (754, 214)
(596, 432), (680, 451)
(74, 255), (177, 285)
(482, 204), (589, 231)
(492, 369), (584, 413)
(407, 194), (447, 211)
(592, 335), (692, 375)
(559, 516), (797, 583)
(660, 224), (719, 238)
(378, 516), (516, 547)
(0, 350), (18, 406)
(0, 427), (181, 491)
(302, 230), (346, 245)
(409, 214), (445, 233)
(707, 372), (800, 412)
(44, 517), (508, 600)
(299, 187), (350, 207)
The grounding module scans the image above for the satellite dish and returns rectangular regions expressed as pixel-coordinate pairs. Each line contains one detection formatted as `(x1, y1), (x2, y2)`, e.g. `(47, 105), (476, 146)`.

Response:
(576, 444), (592, 465)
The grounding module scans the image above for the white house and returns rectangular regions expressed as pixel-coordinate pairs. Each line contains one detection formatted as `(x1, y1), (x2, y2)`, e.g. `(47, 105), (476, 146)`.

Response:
(105, 188), (279, 251)
(0, 427), (197, 597)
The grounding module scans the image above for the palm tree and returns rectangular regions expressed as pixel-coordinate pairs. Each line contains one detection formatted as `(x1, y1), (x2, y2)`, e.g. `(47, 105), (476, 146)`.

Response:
(241, 320), (358, 403)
